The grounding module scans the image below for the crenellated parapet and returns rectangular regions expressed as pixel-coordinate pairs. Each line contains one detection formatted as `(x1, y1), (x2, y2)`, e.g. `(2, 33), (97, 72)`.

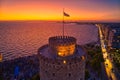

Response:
(49, 36), (76, 46)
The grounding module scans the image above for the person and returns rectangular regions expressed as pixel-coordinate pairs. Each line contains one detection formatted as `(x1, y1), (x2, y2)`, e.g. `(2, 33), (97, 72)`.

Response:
(14, 65), (19, 79)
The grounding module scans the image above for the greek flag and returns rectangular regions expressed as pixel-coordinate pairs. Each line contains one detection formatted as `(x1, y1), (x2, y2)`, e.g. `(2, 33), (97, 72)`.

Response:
(63, 12), (70, 17)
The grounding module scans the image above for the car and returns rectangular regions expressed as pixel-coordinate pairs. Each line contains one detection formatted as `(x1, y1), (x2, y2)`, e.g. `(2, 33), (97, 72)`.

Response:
(105, 63), (108, 66)
(111, 68), (115, 73)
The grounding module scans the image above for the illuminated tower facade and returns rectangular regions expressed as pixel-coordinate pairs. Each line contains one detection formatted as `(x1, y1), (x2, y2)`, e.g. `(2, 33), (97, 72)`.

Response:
(38, 36), (85, 80)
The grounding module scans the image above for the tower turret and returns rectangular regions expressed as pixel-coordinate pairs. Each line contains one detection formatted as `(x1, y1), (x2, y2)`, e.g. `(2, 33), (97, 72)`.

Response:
(49, 36), (76, 57)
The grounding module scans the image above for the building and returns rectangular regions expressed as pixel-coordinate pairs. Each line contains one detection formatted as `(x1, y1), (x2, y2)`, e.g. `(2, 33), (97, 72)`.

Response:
(99, 23), (120, 49)
(38, 36), (86, 80)
(108, 24), (120, 49)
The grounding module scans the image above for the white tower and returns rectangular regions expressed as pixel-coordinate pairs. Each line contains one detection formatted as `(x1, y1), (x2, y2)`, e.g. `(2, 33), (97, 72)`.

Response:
(38, 36), (86, 80)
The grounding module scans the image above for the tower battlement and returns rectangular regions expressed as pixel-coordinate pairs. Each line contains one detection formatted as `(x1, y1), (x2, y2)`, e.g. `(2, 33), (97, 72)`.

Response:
(49, 36), (76, 46)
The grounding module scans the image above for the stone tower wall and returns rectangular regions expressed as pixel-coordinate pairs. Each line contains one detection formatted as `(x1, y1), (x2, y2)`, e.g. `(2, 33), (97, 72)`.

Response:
(38, 53), (85, 80)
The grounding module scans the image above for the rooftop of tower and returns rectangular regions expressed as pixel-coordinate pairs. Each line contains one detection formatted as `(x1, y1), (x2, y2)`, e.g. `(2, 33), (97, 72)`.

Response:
(38, 44), (85, 59)
(38, 36), (85, 59)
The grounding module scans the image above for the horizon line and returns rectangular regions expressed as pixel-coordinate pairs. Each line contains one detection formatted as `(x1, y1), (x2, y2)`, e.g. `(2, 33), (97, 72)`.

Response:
(0, 20), (120, 23)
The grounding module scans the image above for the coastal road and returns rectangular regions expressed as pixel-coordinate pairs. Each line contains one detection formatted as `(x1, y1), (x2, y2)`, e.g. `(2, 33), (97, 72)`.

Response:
(96, 24), (117, 80)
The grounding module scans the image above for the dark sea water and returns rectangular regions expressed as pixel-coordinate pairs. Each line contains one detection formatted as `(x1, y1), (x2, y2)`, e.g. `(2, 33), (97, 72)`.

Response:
(0, 21), (98, 61)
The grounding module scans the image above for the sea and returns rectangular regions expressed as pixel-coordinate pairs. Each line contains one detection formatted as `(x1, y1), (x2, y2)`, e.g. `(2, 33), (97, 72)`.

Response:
(0, 21), (98, 61)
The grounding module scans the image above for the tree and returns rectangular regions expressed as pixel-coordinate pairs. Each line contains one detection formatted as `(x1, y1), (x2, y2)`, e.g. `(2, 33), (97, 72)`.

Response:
(31, 73), (40, 80)
(85, 69), (90, 80)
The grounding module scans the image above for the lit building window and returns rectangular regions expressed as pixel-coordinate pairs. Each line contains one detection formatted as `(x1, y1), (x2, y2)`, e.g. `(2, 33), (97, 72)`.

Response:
(81, 56), (85, 60)
(68, 73), (71, 77)
(63, 60), (66, 64)
(57, 44), (75, 57)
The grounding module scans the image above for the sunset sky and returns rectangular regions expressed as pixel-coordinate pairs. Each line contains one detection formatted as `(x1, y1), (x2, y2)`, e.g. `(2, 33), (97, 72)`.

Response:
(0, 0), (120, 22)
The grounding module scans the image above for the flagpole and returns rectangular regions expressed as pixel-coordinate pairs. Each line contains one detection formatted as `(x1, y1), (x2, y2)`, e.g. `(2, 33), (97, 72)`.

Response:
(63, 8), (64, 37)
